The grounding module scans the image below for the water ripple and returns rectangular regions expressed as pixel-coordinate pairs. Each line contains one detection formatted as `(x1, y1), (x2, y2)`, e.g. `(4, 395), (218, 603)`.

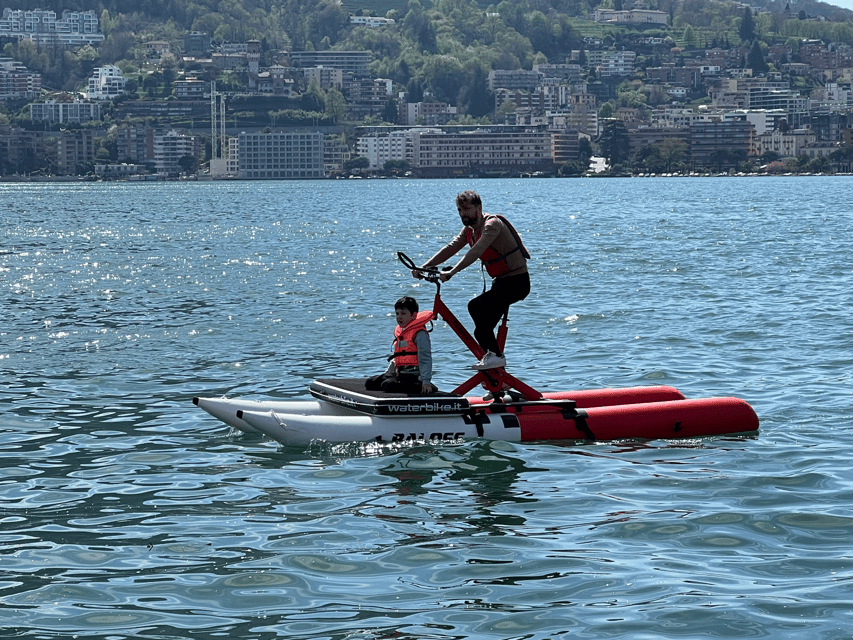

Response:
(3, 178), (853, 638)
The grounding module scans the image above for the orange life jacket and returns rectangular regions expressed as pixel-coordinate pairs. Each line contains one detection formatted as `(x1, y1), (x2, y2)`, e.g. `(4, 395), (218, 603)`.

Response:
(392, 311), (434, 367)
(465, 214), (531, 278)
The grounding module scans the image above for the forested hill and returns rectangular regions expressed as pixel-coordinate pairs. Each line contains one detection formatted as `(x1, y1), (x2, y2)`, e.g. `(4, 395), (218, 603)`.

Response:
(5, 0), (853, 102)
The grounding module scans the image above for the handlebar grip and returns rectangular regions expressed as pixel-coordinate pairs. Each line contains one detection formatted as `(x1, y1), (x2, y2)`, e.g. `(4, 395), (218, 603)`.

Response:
(397, 251), (416, 270)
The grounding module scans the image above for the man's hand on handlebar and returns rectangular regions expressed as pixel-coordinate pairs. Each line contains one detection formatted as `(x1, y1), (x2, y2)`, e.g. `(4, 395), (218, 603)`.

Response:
(398, 252), (450, 284)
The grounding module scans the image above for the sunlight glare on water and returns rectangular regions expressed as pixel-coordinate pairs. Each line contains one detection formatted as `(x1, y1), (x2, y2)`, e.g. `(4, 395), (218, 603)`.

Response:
(2, 177), (853, 639)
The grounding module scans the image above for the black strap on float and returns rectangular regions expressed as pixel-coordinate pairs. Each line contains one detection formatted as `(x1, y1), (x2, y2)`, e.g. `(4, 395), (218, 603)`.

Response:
(561, 406), (594, 440)
(462, 409), (489, 437)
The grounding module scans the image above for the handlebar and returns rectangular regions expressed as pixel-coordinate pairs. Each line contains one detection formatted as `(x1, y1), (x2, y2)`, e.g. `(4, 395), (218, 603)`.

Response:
(397, 251), (450, 284)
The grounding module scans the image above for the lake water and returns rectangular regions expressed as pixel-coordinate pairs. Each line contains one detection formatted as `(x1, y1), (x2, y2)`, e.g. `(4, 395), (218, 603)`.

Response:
(3, 176), (853, 639)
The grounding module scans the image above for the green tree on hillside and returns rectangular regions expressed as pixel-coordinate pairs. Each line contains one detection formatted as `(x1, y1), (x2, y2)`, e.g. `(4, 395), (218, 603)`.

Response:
(458, 65), (493, 117)
(739, 7), (756, 43)
(747, 39), (769, 72)
(598, 120), (630, 167)
(324, 88), (346, 123)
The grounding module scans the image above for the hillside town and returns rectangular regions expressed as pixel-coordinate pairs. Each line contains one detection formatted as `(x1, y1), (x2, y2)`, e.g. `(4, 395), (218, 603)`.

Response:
(3, 4), (853, 178)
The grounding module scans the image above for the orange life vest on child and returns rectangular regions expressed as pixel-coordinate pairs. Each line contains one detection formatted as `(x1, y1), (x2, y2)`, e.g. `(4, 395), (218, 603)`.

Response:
(465, 214), (531, 278)
(393, 311), (434, 367)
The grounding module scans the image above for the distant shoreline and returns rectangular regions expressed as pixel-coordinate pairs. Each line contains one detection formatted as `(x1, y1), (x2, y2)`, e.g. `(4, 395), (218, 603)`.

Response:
(1, 172), (849, 183)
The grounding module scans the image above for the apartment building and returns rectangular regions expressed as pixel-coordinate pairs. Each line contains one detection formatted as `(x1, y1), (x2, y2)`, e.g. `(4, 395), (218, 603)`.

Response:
(747, 85), (809, 114)
(30, 100), (101, 124)
(806, 82), (851, 112)
(597, 51), (637, 77)
(303, 66), (344, 90)
(549, 106), (599, 137)
(116, 125), (154, 164)
(184, 31), (211, 57)
(323, 137), (351, 175)
(495, 88), (550, 113)
(799, 41), (853, 70)
(728, 109), (788, 135)
(754, 129), (817, 158)
(153, 129), (198, 175)
(349, 16), (395, 27)
(551, 129), (581, 165)
(87, 65), (126, 100)
(227, 137), (239, 176)
(174, 78), (206, 100)
(593, 9), (667, 25)
(345, 77), (392, 120)
(0, 8), (104, 45)
(237, 131), (324, 179)
(496, 84), (593, 115)
(646, 64), (702, 90)
(689, 119), (754, 168)
(627, 126), (690, 156)
(0, 57), (40, 99)
(410, 127), (555, 177)
(356, 129), (424, 169)
(399, 101), (458, 126)
(55, 130), (95, 175)
(488, 69), (543, 92)
(288, 51), (371, 74)
(807, 110), (853, 142)
(0, 124), (47, 174)
(534, 63), (582, 84)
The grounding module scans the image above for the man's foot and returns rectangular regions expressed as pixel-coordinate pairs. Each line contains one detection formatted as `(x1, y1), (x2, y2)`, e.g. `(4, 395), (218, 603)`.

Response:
(482, 382), (511, 401)
(472, 351), (507, 370)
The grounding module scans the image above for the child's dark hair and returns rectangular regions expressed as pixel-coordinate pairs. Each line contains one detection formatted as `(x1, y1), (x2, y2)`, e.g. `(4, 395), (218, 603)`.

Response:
(395, 296), (419, 314)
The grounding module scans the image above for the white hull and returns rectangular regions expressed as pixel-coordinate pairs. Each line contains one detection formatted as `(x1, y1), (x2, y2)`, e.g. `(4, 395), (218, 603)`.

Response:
(237, 408), (492, 446)
(193, 396), (356, 434)
(192, 384), (730, 446)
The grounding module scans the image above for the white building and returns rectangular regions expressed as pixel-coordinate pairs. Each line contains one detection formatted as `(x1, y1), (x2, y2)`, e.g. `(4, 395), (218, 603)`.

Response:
(303, 66), (344, 90)
(598, 51), (637, 77)
(357, 128), (435, 169)
(755, 129), (817, 158)
(593, 9), (668, 25)
(227, 137), (239, 176)
(724, 109), (789, 135)
(0, 9), (104, 45)
(411, 127), (554, 175)
(30, 100), (101, 124)
(349, 16), (395, 27)
(154, 129), (197, 175)
(810, 82), (852, 112)
(87, 65), (127, 100)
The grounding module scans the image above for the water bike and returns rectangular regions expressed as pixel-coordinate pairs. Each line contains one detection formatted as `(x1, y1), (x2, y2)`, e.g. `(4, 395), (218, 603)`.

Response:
(194, 253), (759, 446)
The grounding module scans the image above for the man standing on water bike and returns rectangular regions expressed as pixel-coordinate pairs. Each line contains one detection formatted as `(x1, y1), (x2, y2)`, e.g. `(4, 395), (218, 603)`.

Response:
(414, 190), (530, 371)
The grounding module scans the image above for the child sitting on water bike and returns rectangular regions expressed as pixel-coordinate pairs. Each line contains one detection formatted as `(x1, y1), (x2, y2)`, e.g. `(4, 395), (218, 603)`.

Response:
(366, 296), (437, 394)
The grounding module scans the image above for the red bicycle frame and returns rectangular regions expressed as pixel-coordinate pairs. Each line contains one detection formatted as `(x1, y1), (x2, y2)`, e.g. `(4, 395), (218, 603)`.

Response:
(399, 252), (542, 401)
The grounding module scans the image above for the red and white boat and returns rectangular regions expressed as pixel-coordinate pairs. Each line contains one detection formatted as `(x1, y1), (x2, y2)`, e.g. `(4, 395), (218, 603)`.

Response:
(194, 254), (759, 446)
(194, 378), (758, 446)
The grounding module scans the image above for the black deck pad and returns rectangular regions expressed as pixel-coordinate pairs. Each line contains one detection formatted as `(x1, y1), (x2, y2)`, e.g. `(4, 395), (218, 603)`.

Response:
(310, 378), (471, 416)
